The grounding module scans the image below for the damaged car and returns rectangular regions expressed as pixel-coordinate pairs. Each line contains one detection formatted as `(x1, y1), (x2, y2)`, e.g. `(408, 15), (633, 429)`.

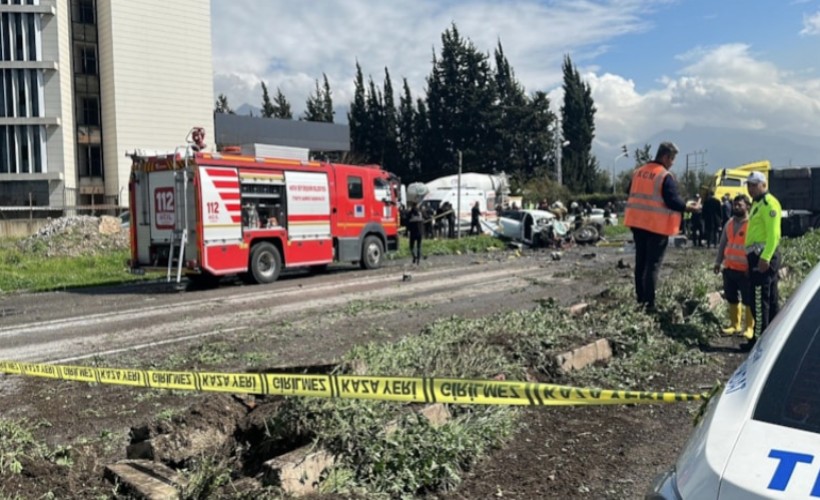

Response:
(496, 209), (600, 247)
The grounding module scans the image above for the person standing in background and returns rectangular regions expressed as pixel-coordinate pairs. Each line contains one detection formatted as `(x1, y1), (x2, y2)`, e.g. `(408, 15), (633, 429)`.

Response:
(702, 190), (723, 249)
(407, 202), (424, 265)
(624, 142), (701, 312)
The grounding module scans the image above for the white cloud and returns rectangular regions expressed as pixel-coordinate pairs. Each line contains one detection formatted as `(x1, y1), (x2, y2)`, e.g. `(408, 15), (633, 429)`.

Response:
(801, 11), (820, 35)
(589, 43), (820, 158)
(211, 0), (661, 114)
(209, 2), (820, 169)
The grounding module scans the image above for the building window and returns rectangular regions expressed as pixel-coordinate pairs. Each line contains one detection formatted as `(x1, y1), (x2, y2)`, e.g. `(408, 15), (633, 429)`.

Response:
(0, 125), (44, 174)
(75, 0), (95, 24)
(75, 44), (97, 75)
(78, 145), (103, 178)
(77, 96), (99, 126)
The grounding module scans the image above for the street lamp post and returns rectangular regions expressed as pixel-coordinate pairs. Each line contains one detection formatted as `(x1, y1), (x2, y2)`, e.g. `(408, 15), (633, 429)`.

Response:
(612, 145), (628, 194)
(551, 118), (569, 186)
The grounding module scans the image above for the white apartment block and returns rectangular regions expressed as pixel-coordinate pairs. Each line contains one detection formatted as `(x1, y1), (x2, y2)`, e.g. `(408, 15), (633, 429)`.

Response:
(0, 0), (213, 211)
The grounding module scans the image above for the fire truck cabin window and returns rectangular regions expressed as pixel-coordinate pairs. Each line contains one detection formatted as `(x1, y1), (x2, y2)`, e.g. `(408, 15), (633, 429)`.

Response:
(348, 176), (363, 199)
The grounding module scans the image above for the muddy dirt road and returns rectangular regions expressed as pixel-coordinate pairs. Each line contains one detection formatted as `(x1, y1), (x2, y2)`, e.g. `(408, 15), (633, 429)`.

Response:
(0, 250), (610, 365)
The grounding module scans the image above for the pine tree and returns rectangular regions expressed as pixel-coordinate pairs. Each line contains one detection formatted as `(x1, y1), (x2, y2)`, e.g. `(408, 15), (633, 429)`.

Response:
(397, 78), (417, 180)
(414, 98), (430, 179)
(365, 76), (385, 164)
(348, 62), (369, 158)
(560, 55), (598, 193)
(302, 79), (324, 122)
(321, 74), (334, 123)
(424, 23), (497, 178)
(633, 144), (653, 167)
(272, 88), (293, 119)
(261, 82), (276, 118)
(214, 94), (234, 114)
(381, 68), (399, 173)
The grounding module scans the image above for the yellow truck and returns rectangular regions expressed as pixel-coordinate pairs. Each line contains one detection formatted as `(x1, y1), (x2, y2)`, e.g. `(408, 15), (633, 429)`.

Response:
(708, 160), (771, 201)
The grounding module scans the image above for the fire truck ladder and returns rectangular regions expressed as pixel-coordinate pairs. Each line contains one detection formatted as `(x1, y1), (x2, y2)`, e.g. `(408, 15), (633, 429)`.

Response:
(166, 154), (190, 284)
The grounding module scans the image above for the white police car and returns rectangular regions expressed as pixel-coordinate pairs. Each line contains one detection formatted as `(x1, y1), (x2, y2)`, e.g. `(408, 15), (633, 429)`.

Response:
(647, 261), (820, 499)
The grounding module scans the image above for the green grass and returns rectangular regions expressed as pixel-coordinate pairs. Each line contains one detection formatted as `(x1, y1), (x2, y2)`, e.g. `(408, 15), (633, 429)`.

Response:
(0, 419), (71, 476)
(0, 242), (146, 293)
(603, 223), (631, 239)
(0, 233), (504, 294)
(391, 234), (505, 259)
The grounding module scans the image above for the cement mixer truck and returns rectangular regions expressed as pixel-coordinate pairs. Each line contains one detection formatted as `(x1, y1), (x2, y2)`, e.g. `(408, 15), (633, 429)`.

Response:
(415, 172), (510, 232)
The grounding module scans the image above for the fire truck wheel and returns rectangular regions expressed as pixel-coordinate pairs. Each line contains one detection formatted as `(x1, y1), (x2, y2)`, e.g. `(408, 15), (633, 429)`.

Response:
(360, 235), (384, 270)
(249, 242), (282, 284)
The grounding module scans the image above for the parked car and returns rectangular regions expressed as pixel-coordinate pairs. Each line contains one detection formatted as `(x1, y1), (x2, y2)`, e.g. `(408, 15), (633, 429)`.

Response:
(646, 261), (820, 499)
(588, 207), (617, 226)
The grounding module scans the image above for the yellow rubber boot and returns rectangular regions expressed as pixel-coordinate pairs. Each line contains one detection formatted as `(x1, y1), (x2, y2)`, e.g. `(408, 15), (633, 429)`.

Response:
(741, 306), (755, 340)
(721, 303), (741, 335)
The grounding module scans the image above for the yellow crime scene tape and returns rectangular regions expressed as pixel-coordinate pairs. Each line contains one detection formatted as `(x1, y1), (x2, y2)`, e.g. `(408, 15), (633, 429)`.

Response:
(0, 360), (706, 406)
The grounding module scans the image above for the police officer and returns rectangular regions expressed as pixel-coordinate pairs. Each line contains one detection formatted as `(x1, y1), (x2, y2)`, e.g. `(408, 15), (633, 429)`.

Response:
(624, 142), (700, 312)
(744, 171), (781, 346)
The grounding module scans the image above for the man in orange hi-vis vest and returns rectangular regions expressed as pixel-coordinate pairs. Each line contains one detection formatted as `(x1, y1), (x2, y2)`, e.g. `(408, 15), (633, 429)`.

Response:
(713, 194), (753, 339)
(624, 142), (701, 312)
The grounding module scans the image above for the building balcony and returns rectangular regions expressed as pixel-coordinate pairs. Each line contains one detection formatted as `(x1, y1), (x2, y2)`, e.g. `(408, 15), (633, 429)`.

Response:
(0, 3), (56, 15)
(0, 61), (58, 70)
(0, 117), (60, 126)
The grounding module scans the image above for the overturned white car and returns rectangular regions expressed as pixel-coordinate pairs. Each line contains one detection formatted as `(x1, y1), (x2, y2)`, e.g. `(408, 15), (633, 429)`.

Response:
(496, 210), (601, 247)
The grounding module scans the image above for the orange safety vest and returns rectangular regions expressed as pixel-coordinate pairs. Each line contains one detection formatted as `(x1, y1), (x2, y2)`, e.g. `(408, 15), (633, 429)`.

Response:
(623, 163), (682, 236)
(723, 218), (749, 272)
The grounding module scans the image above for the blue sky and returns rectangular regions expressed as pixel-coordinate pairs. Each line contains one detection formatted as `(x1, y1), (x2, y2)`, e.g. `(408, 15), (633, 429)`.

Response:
(211, 0), (820, 169)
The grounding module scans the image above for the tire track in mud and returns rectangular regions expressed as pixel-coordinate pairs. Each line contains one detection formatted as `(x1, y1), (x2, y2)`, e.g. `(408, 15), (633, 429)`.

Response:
(0, 260), (564, 363)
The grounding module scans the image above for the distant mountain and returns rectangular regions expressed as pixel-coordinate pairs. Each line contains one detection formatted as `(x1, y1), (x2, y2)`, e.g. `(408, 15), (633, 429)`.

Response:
(598, 125), (820, 176)
(235, 103), (262, 117)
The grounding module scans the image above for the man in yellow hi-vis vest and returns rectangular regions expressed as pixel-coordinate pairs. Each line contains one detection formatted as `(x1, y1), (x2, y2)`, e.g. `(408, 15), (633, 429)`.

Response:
(624, 142), (701, 312)
(744, 171), (782, 349)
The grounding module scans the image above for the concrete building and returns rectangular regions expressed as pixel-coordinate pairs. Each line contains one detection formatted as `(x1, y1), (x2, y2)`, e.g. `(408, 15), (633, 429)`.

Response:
(0, 0), (213, 212)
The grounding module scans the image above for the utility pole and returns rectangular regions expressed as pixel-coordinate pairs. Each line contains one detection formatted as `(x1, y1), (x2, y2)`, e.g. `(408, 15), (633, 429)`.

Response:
(684, 149), (708, 196)
(456, 150), (462, 239)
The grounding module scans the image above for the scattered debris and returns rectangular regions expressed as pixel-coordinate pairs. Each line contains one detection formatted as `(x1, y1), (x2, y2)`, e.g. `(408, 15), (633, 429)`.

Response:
(263, 446), (337, 495)
(556, 339), (613, 373)
(617, 259), (631, 270)
(568, 303), (590, 316)
(550, 252), (562, 261)
(104, 460), (187, 500)
(706, 291), (723, 311)
(127, 395), (248, 466)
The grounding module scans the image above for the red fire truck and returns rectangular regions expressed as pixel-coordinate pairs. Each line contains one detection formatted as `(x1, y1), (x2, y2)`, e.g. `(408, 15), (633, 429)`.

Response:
(128, 148), (399, 285)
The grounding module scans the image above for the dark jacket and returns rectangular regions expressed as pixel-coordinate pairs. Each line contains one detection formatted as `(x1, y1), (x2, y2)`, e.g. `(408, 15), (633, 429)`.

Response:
(702, 197), (722, 229)
(407, 207), (423, 238)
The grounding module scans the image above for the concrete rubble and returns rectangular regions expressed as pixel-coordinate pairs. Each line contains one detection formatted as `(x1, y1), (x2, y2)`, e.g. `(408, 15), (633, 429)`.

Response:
(104, 460), (187, 500)
(556, 339), (613, 373)
(16, 215), (128, 258)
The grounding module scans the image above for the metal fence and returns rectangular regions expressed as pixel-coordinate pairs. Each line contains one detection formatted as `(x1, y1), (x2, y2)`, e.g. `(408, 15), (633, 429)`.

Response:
(0, 186), (126, 220)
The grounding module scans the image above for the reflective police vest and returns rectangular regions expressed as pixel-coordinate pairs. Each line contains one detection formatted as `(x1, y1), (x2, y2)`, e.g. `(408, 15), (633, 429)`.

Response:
(723, 218), (749, 272)
(624, 163), (682, 236)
